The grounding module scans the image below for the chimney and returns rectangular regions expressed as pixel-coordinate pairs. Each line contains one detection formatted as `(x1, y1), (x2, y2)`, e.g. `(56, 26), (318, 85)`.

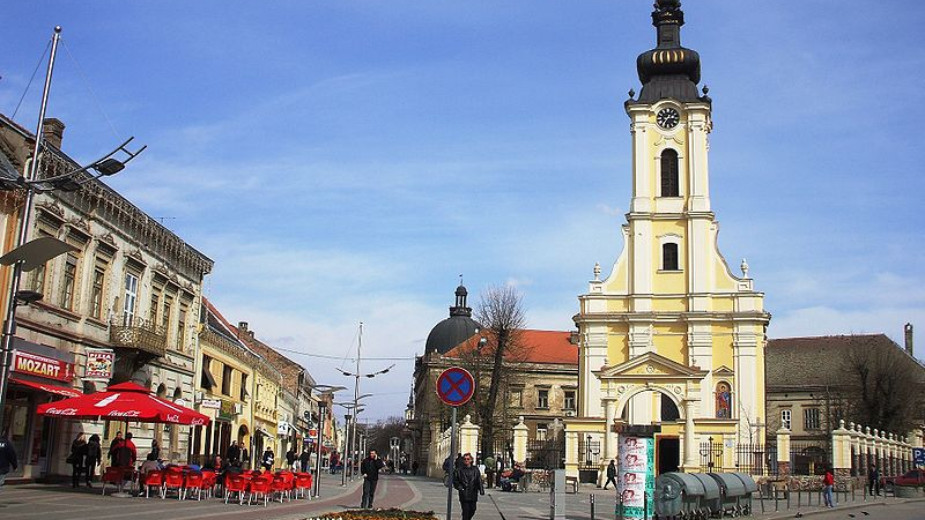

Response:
(42, 118), (65, 149)
(238, 321), (248, 332)
(905, 323), (914, 356)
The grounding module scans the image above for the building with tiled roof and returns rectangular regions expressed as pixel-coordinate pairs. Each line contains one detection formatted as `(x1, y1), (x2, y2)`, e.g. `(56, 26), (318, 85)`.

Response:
(406, 285), (579, 477)
(765, 328), (925, 473)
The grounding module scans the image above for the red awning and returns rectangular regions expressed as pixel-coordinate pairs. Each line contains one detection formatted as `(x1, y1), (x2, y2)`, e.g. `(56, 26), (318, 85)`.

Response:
(10, 376), (82, 398)
(36, 381), (210, 425)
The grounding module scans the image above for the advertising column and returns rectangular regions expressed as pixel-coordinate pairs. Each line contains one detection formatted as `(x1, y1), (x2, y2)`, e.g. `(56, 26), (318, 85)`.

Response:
(618, 437), (655, 520)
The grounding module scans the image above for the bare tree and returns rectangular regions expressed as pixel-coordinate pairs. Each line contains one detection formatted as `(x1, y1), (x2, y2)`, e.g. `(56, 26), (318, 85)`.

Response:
(366, 416), (406, 459)
(474, 284), (527, 459)
(839, 337), (925, 434)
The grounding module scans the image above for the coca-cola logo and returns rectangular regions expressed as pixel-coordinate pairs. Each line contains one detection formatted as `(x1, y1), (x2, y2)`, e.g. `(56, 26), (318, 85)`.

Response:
(44, 407), (78, 415)
(166, 414), (179, 423)
(190, 418), (205, 426)
(108, 410), (141, 418)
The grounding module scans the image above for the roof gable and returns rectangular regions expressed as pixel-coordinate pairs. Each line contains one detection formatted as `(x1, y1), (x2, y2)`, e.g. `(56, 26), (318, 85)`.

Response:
(596, 351), (708, 380)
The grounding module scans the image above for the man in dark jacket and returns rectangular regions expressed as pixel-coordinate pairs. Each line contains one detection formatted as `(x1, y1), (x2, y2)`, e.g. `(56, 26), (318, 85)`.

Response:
(286, 448), (297, 470)
(454, 453), (485, 520)
(226, 442), (241, 465)
(299, 449), (312, 473)
(0, 431), (18, 495)
(360, 449), (385, 508)
(603, 459), (618, 490)
(261, 448), (275, 470)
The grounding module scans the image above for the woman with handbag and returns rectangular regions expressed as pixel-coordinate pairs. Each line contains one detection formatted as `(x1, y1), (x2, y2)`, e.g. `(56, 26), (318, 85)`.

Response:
(68, 433), (87, 488)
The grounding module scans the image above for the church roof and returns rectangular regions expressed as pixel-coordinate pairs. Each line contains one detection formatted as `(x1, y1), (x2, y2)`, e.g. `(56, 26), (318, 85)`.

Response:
(444, 329), (577, 365)
(633, 0), (706, 104)
(425, 284), (481, 355)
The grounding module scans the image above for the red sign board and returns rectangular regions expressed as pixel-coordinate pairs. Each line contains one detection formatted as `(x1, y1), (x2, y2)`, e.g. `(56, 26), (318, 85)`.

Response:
(12, 350), (73, 382)
(436, 367), (475, 407)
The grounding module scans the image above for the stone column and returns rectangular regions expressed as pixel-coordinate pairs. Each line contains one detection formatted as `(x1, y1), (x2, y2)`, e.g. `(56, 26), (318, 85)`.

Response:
(512, 416), (529, 465)
(682, 399), (698, 471)
(459, 414), (480, 459)
(604, 399), (617, 460)
(776, 428), (791, 476)
(565, 429), (580, 479)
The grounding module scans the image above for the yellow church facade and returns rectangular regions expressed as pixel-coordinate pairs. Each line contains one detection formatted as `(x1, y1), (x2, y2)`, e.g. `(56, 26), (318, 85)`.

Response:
(565, 0), (770, 480)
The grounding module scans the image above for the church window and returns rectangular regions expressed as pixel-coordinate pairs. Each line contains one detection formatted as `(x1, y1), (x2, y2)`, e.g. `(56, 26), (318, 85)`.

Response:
(715, 382), (732, 418)
(662, 243), (679, 271)
(660, 149), (679, 197)
(661, 393), (680, 421)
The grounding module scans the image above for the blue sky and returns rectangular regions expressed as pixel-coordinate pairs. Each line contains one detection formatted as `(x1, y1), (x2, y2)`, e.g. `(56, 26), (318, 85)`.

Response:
(3, 1), (923, 420)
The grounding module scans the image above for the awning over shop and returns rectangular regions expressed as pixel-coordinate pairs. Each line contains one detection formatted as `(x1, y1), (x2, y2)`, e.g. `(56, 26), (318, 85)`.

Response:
(256, 427), (274, 439)
(10, 376), (82, 398)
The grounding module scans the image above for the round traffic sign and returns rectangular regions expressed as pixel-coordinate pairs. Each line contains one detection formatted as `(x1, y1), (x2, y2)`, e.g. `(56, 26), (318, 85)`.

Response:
(436, 367), (475, 407)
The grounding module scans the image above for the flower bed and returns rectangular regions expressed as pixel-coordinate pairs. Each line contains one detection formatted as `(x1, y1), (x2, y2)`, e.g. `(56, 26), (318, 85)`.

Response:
(317, 509), (438, 520)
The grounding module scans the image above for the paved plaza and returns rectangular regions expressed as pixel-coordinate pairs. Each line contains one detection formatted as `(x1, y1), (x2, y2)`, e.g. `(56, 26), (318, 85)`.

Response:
(2, 474), (924, 520)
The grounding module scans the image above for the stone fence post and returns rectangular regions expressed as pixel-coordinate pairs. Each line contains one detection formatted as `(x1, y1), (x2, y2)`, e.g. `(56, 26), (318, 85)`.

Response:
(831, 420), (852, 478)
(459, 414), (480, 459)
(776, 428), (791, 476)
(513, 416), (529, 464)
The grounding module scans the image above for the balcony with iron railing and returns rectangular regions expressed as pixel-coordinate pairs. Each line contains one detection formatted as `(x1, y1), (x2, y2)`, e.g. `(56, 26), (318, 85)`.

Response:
(110, 314), (167, 358)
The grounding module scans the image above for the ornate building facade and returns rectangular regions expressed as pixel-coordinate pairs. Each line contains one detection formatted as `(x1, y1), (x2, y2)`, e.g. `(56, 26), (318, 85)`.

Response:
(565, 0), (770, 481)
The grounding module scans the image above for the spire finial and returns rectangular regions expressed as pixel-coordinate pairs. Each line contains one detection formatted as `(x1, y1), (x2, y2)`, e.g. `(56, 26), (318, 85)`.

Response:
(740, 258), (750, 278)
(593, 262), (602, 281)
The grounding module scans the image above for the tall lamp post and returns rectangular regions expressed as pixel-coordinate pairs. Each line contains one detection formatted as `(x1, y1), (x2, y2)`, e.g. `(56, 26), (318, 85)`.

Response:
(335, 397), (369, 484)
(336, 322), (394, 483)
(0, 26), (145, 429)
(305, 384), (345, 498)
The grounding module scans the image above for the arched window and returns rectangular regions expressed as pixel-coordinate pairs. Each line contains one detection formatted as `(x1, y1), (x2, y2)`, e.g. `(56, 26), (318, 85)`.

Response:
(660, 149), (679, 197)
(661, 393), (680, 421)
(715, 382), (732, 419)
(662, 243), (679, 271)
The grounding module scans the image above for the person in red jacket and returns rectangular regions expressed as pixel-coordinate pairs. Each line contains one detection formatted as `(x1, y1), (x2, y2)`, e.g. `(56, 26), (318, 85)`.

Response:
(822, 467), (835, 508)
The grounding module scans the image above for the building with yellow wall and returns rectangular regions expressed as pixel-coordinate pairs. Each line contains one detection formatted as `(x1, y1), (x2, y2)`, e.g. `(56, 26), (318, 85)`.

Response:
(565, 0), (770, 482)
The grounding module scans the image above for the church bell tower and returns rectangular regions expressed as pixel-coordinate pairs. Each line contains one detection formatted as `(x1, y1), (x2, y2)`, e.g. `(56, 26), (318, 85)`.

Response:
(568, 0), (771, 476)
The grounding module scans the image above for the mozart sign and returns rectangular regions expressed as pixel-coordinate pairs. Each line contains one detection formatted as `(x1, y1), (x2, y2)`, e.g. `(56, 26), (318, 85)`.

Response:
(12, 350), (73, 382)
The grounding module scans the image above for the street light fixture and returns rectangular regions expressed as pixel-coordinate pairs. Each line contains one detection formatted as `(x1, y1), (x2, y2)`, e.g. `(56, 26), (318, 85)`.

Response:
(0, 26), (146, 428)
(337, 321), (394, 484)
(306, 383), (344, 499)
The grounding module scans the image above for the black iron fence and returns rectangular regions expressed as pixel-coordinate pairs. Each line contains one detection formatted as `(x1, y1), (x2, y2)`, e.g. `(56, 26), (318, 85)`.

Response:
(790, 442), (829, 475)
(700, 437), (724, 472)
(525, 439), (565, 470)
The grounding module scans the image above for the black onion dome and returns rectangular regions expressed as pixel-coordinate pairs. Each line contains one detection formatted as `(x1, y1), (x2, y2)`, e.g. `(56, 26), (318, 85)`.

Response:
(425, 284), (481, 355)
(635, 0), (703, 104)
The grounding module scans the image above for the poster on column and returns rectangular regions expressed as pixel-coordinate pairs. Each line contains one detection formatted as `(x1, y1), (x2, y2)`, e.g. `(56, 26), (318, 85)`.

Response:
(618, 436), (655, 519)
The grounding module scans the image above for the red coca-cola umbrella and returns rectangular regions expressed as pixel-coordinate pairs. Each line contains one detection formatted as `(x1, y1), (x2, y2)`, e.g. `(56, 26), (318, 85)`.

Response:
(37, 381), (210, 425)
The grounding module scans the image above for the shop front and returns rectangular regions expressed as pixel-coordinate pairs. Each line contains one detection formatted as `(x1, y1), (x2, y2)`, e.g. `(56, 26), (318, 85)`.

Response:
(2, 339), (79, 481)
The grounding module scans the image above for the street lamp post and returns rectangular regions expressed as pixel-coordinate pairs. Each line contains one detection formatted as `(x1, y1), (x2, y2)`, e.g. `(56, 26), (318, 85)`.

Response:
(0, 26), (145, 429)
(337, 322), (393, 484)
(335, 398), (368, 485)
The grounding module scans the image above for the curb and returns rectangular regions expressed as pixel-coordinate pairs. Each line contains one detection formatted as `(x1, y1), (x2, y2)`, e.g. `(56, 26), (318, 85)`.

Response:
(760, 497), (925, 520)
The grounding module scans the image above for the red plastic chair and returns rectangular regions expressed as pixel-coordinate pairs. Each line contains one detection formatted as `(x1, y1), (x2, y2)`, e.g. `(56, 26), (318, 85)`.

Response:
(184, 472), (205, 500)
(142, 470), (165, 498)
(100, 467), (125, 496)
(200, 470), (217, 499)
(162, 469), (185, 500)
(294, 472), (313, 499)
(271, 473), (293, 503)
(248, 475), (273, 507)
(224, 474), (249, 505)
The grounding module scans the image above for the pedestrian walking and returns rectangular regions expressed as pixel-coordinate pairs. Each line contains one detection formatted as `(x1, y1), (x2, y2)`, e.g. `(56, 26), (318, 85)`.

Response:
(226, 441), (241, 465)
(299, 449), (312, 473)
(85, 434), (102, 487)
(868, 464), (880, 496)
(603, 459), (618, 490)
(261, 447), (275, 470)
(68, 433), (87, 488)
(286, 448), (297, 470)
(454, 453), (485, 520)
(0, 430), (18, 496)
(823, 467), (835, 507)
(107, 431), (123, 467)
(360, 449), (385, 508)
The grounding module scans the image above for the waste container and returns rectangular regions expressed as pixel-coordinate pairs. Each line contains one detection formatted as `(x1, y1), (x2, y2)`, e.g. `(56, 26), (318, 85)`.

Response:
(729, 473), (758, 516)
(706, 472), (752, 517)
(653, 472), (720, 519)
